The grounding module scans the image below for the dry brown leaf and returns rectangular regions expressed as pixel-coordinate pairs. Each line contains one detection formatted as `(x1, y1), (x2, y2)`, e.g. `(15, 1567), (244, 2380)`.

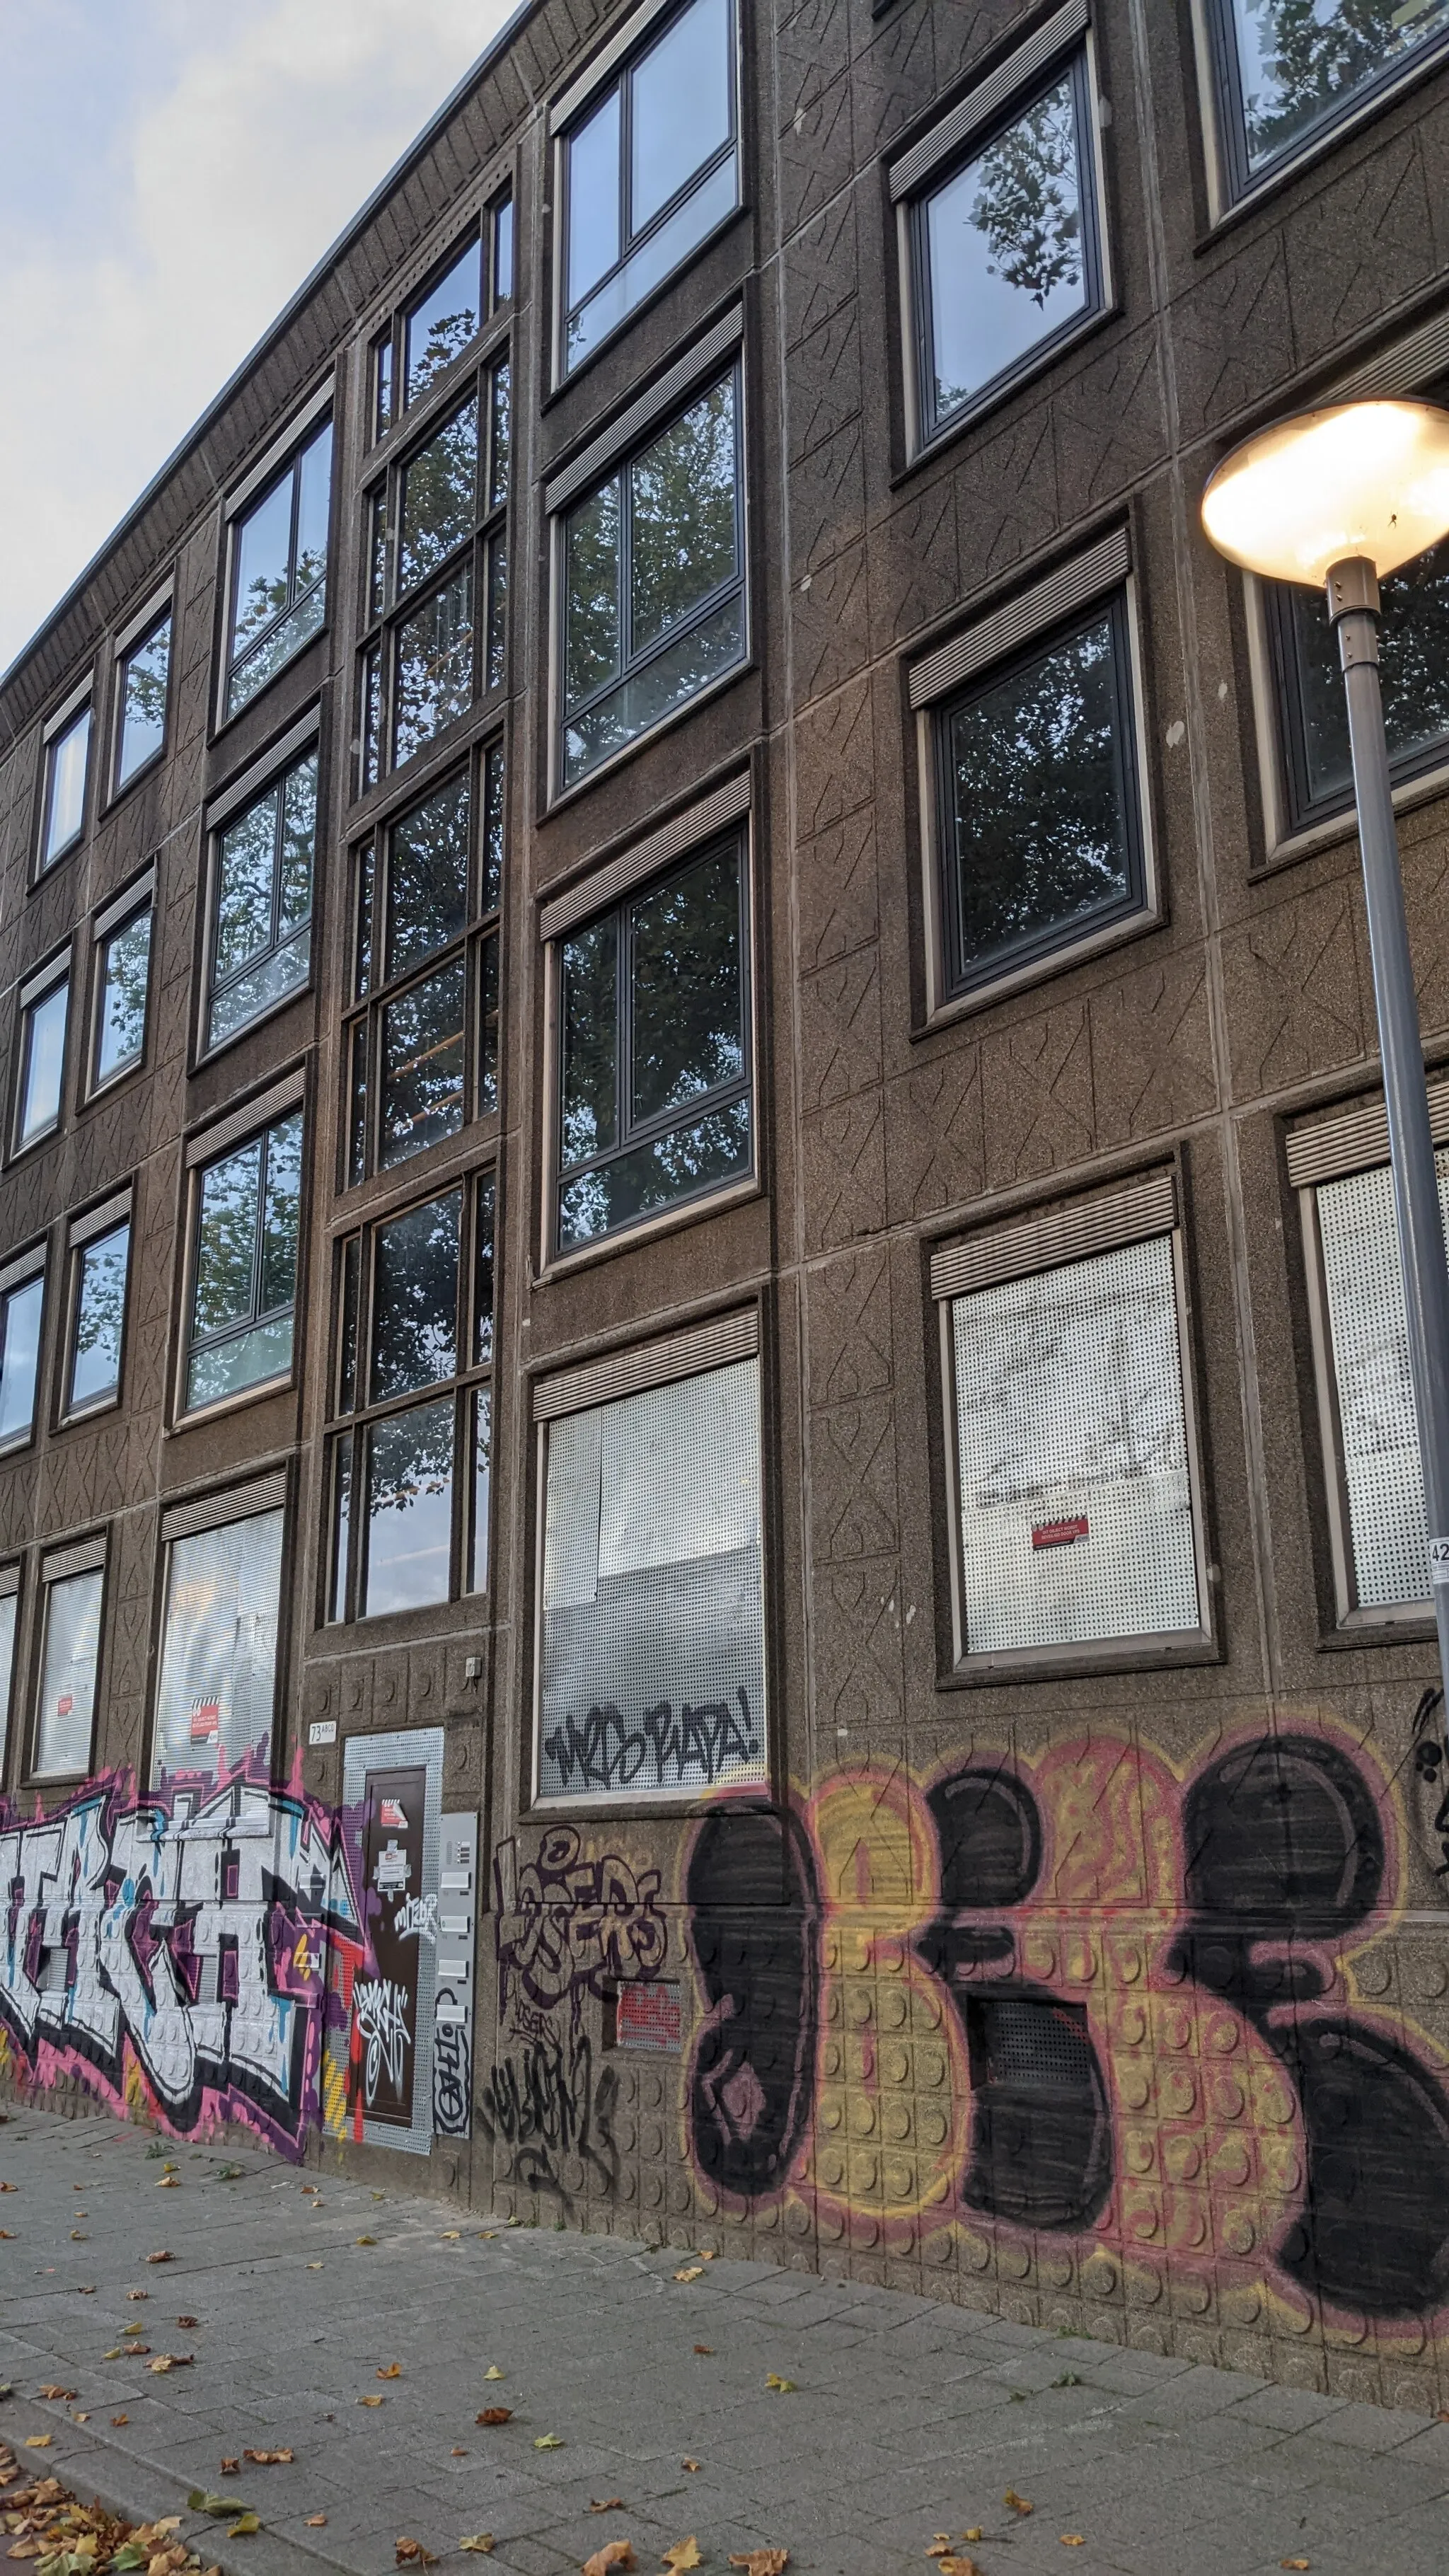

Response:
(484, 2366), (504, 2381)
(590, 2502), (626, 2514)
(583, 2541), (635, 2576)
(354, 2236), (377, 2247)
(378, 2363), (403, 2379)
(175, 2317), (198, 2330)
(0, 2231), (15, 2241)
(937, 2560), (979, 2576)
(458, 2540), (495, 2556)
(476, 2409), (512, 2427)
(395, 2541), (436, 2568)
(69, 2230), (86, 2241)
(1281, 2563), (1311, 2572)
(681, 2460), (700, 2474)
(110, 2415), (129, 2428)
(727, 2553), (788, 2576)
(21, 2439), (50, 2451)
(36, 2388), (76, 2402)
(358, 2396), (384, 2408)
(693, 2347), (712, 2357)
(221, 2461), (240, 2478)
(0, 2183), (16, 2192)
(242, 2449), (293, 2466)
(925, 2541), (951, 2559)
(144, 2251), (173, 2265)
(127, 2291), (148, 2302)
(674, 2268), (703, 2283)
(304, 2514), (328, 2527)
(441, 2231), (461, 2241)
(662, 2540), (702, 2572)
(1003, 2492), (1033, 2517)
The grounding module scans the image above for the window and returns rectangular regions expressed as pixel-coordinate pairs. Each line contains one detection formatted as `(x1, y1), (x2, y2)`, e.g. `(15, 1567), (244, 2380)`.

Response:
(557, 362), (745, 789)
(91, 875), (154, 1091)
(902, 40), (1104, 449)
(224, 416), (333, 718)
(1291, 1094), (1449, 1619)
(152, 1496), (284, 1781)
(345, 745), (502, 1184)
(558, 0), (738, 378)
(13, 954), (71, 1152)
(184, 1105), (303, 1413)
(1264, 517), (1449, 836)
(0, 1569), (18, 1769)
(113, 608), (172, 791)
(206, 748), (317, 1050)
(1208, 0), (1449, 199)
(372, 203), (513, 444)
(63, 1195), (131, 1420)
(534, 1329), (767, 1801)
(935, 1183), (1208, 1665)
(359, 351), (509, 789)
(0, 1250), (45, 1451)
(33, 1555), (104, 1778)
(37, 700), (91, 871)
(329, 1174), (495, 1619)
(555, 835), (750, 1252)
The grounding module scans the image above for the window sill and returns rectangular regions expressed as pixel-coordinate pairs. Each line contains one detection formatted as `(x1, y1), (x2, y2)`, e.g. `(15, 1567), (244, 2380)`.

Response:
(84, 1056), (147, 1107)
(213, 624), (329, 745)
(32, 837), (83, 888)
(0, 1433), (36, 1462)
(170, 1370), (296, 1435)
(1251, 755), (1449, 881)
(939, 1626), (1219, 1689)
(1317, 1607), (1438, 1649)
(7, 1124), (62, 1168)
(101, 744), (167, 819)
(538, 1169), (761, 1283)
(195, 976), (314, 1072)
(892, 301), (1119, 492)
(543, 204), (751, 412)
(1196, 41), (1449, 252)
(548, 654), (754, 816)
(916, 900), (1163, 1037)
(58, 1395), (122, 1432)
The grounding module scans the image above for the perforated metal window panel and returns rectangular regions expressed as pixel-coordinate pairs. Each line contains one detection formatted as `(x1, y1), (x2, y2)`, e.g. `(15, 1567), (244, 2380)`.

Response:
(951, 1232), (1200, 1654)
(537, 1356), (766, 1799)
(979, 1997), (1092, 2088)
(1315, 1150), (1449, 1605)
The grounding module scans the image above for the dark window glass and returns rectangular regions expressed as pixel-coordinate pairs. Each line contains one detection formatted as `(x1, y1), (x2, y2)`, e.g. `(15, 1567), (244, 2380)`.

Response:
(115, 613), (171, 790)
(329, 1174), (494, 1619)
(483, 741), (505, 911)
(385, 769), (470, 982)
(208, 751), (316, 1049)
(1270, 536), (1449, 831)
(1211, 0), (1449, 192)
(560, 369), (745, 786)
(186, 1110), (302, 1411)
(0, 1271), (45, 1448)
(93, 904), (151, 1087)
(561, 0), (738, 376)
(935, 594), (1146, 1000)
(913, 57), (1099, 448)
(67, 1220), (129, 1414)
(405, 239), (482, 408)
(381, 959), (467, 1168)
(393, 564), (475, 768)
(16, 972), (69, 1149)
(226, 420), (333, 717)
(369, 489), (389, 619)
(398, 398), (478, 599)
(492, 195), (514, 306)
(488, 362), (511, 513)
(373, 330), (393, 440)
(556, 838), (750, 1250)
(40, 706), (90, 870)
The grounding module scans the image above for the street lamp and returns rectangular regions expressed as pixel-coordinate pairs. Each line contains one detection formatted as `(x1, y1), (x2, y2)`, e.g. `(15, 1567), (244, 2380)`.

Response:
(1202, 399), (1449, 1697)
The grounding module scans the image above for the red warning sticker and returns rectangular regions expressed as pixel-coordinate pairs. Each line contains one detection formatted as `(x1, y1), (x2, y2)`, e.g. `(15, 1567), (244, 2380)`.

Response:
(1032, 1515), (1089, 1549)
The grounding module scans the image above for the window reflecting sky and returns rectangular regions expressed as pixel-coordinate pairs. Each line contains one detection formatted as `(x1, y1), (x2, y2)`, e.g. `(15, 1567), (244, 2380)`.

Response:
(0, 1), (514, 666)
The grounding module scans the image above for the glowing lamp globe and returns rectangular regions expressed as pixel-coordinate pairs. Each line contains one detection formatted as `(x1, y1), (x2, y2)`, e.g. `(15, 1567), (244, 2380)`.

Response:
(1200, 399), (1449, 588)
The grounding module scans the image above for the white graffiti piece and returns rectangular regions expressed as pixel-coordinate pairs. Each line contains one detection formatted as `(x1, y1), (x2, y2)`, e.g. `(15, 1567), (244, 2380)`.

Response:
(353, 1976), (412, 2106)
(0, 1774), (359, 2130)
(393, 1892), (437, 1942)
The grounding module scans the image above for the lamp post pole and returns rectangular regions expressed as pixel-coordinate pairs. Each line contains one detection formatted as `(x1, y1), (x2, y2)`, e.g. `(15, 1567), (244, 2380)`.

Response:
(1327, 554), (1449, 1695)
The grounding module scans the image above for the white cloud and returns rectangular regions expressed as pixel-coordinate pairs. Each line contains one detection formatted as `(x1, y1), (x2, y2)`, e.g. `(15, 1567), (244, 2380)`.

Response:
(0, 0), (514, 670)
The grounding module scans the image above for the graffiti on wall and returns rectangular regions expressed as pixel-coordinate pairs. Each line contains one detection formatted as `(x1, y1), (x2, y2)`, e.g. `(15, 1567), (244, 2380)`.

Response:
(683, 1719), (1449, 2338)
(479, 1827), (668, 2199)
(0, 1761), (360, 2152)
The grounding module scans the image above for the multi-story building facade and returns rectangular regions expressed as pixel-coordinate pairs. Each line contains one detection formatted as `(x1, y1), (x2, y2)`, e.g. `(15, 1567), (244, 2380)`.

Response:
(4, 0), (1449, 2408)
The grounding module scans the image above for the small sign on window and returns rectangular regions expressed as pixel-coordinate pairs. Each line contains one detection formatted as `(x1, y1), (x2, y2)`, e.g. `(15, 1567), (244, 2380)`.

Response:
(1032, 1515), (1089, 1550)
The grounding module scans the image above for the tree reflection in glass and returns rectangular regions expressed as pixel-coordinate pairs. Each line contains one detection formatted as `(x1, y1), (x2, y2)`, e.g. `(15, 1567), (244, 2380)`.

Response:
(394, 565), (474, 766)
(398, 398), (478, 597)
(187, 1111), (301, 1408)
(95, 905), (151, 1084)
(116, 616), (171, 787)
(1281, 531), (1449, 816)
(386, 770), (469, 981)
(370, 1191), (461, 1402)
(380, 961), (466, 1167)
(68, 1220), (130, 1413)
(364, 1395), (455, 1612)
(404, 241), (482, 406)
(924, 72), (1087, 432)
(1227, 0), (1449, 175)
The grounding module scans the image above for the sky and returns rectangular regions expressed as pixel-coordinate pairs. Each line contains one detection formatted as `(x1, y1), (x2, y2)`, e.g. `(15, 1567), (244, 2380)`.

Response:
(0, 0), (517, 674)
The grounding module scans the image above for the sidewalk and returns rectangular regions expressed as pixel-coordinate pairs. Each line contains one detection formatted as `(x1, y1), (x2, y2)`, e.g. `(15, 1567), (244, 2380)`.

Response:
(0, 2106), (1445, 2576)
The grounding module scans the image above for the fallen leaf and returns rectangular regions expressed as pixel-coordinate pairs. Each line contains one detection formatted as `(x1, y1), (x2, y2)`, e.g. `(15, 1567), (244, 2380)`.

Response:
(148, 2354), (195, 2373)
(190, 2491), (254, 2515)
(925, 2542), (951, 2560)
(1281, 2564), (1311, 2572)
(475, 2409), (512, 2427)
(126, 2292), (148, 2302)
(71, 2410), (88, 2422)
(304, 2514), (328, 2527)
(215, 2164), (244, 2181)
(0, 2183), (15, 2192)
(359, 2395), (385, 2408)
(0, 2230), (15, 2240)
(763, 2375), (795, 2394)
(377, 2363), (403, 2379)
(484, 2367), (504, 2381)
(1004, 2492), (1033, 2517)
(662, 2541), (702, 2572)
(23, 2437), (51, 2451)
(242, 2449), (293, 2466)
(36, 2389), (76, 2402)
(441, 2230), (461, 2241)
(459, 2539), (495, 2556)
(227, 2512), (261, 2537)
(451, 2447), (467, 2457)
(674, 2268), (703, 2283)
(306, 2263), (323, 2271)
(693, 2347), (712, 2357)
(583, 2543), (635, 2576)
(69, 2230), (87, 2241)
(937, 2560), (980, 2576)
(110, 2416), (128, 2428)
(175, 2317), (198, 2330)
(220, 2461), (240, 2478)
(681, 2460), (700, 2474)
(590, 2502), (626, 2514)
(156, 2176), (179, 2189)
(354, 2236), (377, 2247)
(76, 2287), (96, 2295)
(1052, 2372), (1083, 2388)
(534, 2434), (565, 2450)
(699, 2251), (715, 2261)
(144, 2251), (173, 2265)
(727, 2553), (788, 2576)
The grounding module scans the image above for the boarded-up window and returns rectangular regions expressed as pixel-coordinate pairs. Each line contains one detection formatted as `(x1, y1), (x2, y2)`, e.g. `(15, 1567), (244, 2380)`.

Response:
(949, 1232), (1201, 1653)
(152, 1508), (284, 1781)
(537, 1354), (766, 1799)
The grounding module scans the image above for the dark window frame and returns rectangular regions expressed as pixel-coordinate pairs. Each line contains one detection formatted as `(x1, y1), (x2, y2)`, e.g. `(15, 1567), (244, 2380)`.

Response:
(1205, 0), (1449, 207)
(59, 1192), (133, 1428)
(327, 1167), (496, 1624)
(553, 357), (748, 796)
(88, 872), (156, 1099)
(221, 412), (334, 723)
(110, 600), (174, 802)
(555, 0), (741, 384)
(358, 343), (510, 792)
(905, 42), (1104, 458)
(1262, 553), (1449, 841)
(201, 741), (320, 1059)
(11, 949), (73, 1160)
(35, 693), (93, 878)
(343, 739), (504, 1188)
(180, 1104), (305, 1422)
(931, 584), (1150, 1009)
(550, 828), (753, 1257)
